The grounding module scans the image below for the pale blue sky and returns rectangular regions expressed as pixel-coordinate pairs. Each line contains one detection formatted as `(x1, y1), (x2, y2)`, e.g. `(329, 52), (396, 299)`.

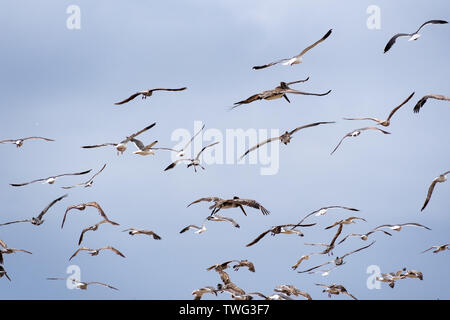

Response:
(0, 0), (449, 299)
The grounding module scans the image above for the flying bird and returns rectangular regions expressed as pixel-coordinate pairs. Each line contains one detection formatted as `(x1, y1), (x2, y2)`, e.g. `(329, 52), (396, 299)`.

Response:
(232, 260), (256, 273)
(192, 286), (219, 300)
(179, 224), (207, 234)
(274, 285), (312, 300)
(316, 283), (357, 300)
(0, 240), (32, 265)
(151, 124), (205, 158)
(114, 87), (187, 105)
(10, 170), (92, 187)
(338, 229), (392, 245)
(233, 79), (331, 109)
(69, 246), (125, 261)
(164, 141), (219, 172)
(325, 217), (367, 230)
(330, 127), (391, 155)
(206, 214), (240, 228)
(252, 29), (332, 69)
(420, 171), (450, 211)
(305, 224), (344, 256)
(384, 20), (448, 53)
(78, 219), (120, 245)
(47, 277), (118, 291)
(0, 136), (54, 148)
(0, 194), (68, 227)
(374, 222), (431, 233)
(343, 92), (415, 127)
(245, 223), (316, 247)
(130, 139), (158, 156)
(62, 201), (115, 229)
(187, 196), (270, 216)
(291, 252), (321, 270)
(123, 228), (162, 240)
(421, 243), (450, 254)
(413, 94), (450, 113)
(61, 164), (107, 189)
(240, 121), (335, 160)
(81, 123), (156, 155)
(290, 206), (360, 230)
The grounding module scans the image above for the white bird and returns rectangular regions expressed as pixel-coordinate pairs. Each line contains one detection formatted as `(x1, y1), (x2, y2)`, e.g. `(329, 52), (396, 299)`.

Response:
(179, 224), (207, 234)
(164, 141), (220, 172)
(0, 136), (54, 148)
(130, 138), (158, 156)
(10, 170), (92, 187)
(114, 87), (187, 105)
(61, 164), (107, 189)
(330, 127), (391, 155)
(420, 171), (450, 211)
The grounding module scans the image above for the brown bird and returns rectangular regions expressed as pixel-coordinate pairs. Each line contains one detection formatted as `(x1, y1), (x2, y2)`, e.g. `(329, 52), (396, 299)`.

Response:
(192, 286), (219, 300)
(376, 269), (407, 288)
(291, 252), (321, 270)
(123, 228), (162, 240)
(62, 201), (114, 229)
(245, 223), (316, 247)
(420, 171), (450, 211)
(47, 277), (118, 291)
(78, 219), (120, 245)
(188, 196), (270, 216)
(343, 92), (415, 126)
(0, 240), (32, 265)
(206, 214), (240, 229)
(114, 87), (187, 105)
(0, 136), (54, 148)
(413, 94), (450, 113)
(403, 269), (424, 281)
(421, 243), (450, 254)
(232, 79), (331, 109)
(10, 170), (91, 187)
(252, 29), (332, 69)
(69, 246), (125, 261)
(316, 283), (357, 300)
(0, 194), (68, 227)
(81, 123), (156, 155)
(240, 121), (335, 160)
(232, 260), (256, 273)
(330, 127), (391, 155)
(274, 285), (312, 300)
(61, 164), (107, 189)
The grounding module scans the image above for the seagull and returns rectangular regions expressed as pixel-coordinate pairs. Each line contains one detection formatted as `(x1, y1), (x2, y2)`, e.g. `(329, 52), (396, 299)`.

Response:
(114, 87), (187, 105)
(384, 20), (448, 53)
(413, 94), (450, 113)
(61, 164), (107, 189)
(330, 127), (391, 155)
(179, 224), (207, 234)
(325, 217), (367, 230)
(81, 123), (156, 155)
(0, 194), (68, 227)
(192, 286), (219, 300)
(10, 170), (92, 187)
(374, 222), (431, 233)
(240, 121), (335, 160)
(62, 201), (115, 229)
(0, 136), (54, 148)
(403, 269), (424, 281)
(47, 277), (118, 291)
(206, 214), (240, 228)
(291, 252), (321, 270)
(376, 269), (407, 288)
(343, 92), (415, 127)
(151, 124), (205, 157)
(421, 243), (450, 254)
(233, 79), (331, 109)
(164, 141), (219, 172)
(188, 196), (270, 216)
(420, 171), (450, 211)
(0, 240), (32, 265)
(338, 229), (392, 245)
(306, 264), (341, 276)
(316, 283), (357, 300)
(289, 206), (360, 230)
(245, 223), (316, 247)
(0, 266), (11, 281)
(130, 138), (158, 156)
(274, 285), (312, 300)
(298, 241), (375, 274)
(123, 228), (162, 240)
(78, 219), (120, 245)
(69, 246), (125, 261)
(252, 29), (332, 69)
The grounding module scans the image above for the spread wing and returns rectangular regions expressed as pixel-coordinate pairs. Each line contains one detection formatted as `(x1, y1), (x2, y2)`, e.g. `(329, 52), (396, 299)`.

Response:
(187, 197), (223, 207)
(252, 58), (291, 70)
(245, 229), (272, 247)
(384, 33), (411, 53)
(37, 194), (68, 220)
(413, 94), (450, 113)
(22, 136), (55, 142)
(69, 247), (90, 261)
(340, 241), (375, 259)
(330, 133), (352, 155)
(164, 158), (191, 171)
(421, 179), (438, 211)
(239, 137), (280, 160)
(233, 199), (270, 215)
(102, 246), (126, 258)
(289, 121), (335, 136)
(415, 19), (448, 33)
(87, 282), (119, 290)
(81, 143), (117, 149)
(54, 170), (92, 179)
(85, 202), (110, 221)
(284, 89), (332, 96)
(195, 141), (220, 160)
(296, 29), (333, 57)
(0, 219), (31, 226)
(179, 225), (202, 233)
(232, 93), (263, 108)
(386, 92), (415, 121)
(114, 92), (143, 105)
(122, 123), (156, 143)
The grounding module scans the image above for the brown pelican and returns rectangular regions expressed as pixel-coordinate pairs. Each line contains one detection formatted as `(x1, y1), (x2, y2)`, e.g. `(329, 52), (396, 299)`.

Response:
(164, 141), (219, 172)
(188, 196), (270, 216)
(330, 127), (391, 155)
(78, 219), (120, 245)
(274, 285), (312, 300)
(421, 243), (450, 254)
(0, 240), (32, 264)
(0, 265), (11, 281)
(413, 94), (450, 113)
(123, 228), (162, 240)
(114, 87), (187, 105)
(245, 223), (316, 247)
(0, 136), (54, 148)
(420, 171), (450, 211)
(62, 201), (115, 229)
(10, 170), (92, 187)
(298, 241), (375, 274)
(384, 20), (448, 53)
(61, 164), (107, 189)
(81, 123), (156, 155)
(240, 121), (335, 160)
(231, 260), (256, 272)
(47, 277), (118, 290)
(69, 246), (125, 261)
(343, 92), (415, 126)
(316, 283), (357, 300)
(0, 194), (68, 227)
(253, 29), (332, 69)
(233, 79), (331, 109)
